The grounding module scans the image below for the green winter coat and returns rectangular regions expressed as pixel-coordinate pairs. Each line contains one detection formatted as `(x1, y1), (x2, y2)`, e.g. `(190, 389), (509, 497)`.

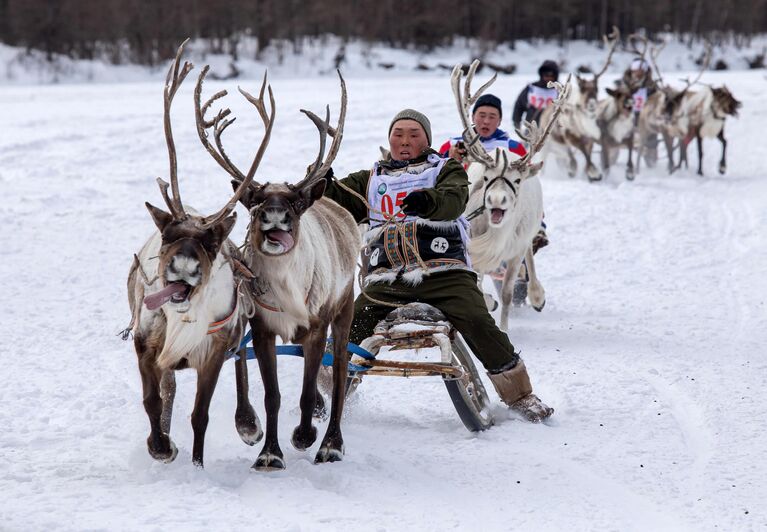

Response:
(323, 148), (469, 223)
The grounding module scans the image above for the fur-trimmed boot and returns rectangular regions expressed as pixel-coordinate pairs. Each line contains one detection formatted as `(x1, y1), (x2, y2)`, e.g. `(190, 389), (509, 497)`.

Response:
(488, 360), (553, 423)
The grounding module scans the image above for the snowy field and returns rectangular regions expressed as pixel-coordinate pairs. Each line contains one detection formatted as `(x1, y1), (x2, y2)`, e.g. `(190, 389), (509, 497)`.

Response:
(1, 67), (766, 531)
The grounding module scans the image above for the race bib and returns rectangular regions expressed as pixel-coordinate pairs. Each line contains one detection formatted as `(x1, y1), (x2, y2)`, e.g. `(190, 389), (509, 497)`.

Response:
(632, 88), (648, 113)
(528, 84), (558, 110)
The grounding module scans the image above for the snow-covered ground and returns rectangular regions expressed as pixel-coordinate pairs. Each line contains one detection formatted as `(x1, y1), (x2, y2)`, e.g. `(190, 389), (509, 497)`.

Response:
(1, 66), (766, 531)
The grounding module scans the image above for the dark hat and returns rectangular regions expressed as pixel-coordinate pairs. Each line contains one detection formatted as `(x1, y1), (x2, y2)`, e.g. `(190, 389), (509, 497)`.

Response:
(538, 60), (560, 80)
(389, 108), (432, 145)
(473, 94), (502, 117)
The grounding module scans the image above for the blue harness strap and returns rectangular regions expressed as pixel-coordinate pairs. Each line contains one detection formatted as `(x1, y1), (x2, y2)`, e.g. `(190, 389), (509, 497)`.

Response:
(227, 329), (376, 373)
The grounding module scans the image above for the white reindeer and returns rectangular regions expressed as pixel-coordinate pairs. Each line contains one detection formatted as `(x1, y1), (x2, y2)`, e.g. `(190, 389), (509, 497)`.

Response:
(452, 61), (569, 331)
(540, 28), (619, 182)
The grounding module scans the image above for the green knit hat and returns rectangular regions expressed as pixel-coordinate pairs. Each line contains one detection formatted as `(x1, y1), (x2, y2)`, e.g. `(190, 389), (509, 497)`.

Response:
(388, 108), (432, 146)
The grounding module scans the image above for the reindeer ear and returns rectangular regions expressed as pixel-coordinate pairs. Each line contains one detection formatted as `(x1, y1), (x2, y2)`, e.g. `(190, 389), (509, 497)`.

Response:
(231, 180), (251, 207)
(233, 180), (265, 208)
(145, 202), (174, 232)
(526, 161), (544, 177)
(301, 179), (327, 208)
(214, 212), (237, 242)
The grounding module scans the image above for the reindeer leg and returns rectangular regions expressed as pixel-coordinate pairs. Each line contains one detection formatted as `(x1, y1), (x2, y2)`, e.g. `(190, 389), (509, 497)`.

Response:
(625, 135), (635, 181)
(600, 136), (611, 176)
(136, 336), (177, 463)
(291, 325), (328, 451)
(524, 247), (546, 311)
(190, 355), (226, 468)
(718, 128), (727, 174)
(696, 130), (704, 176)
(568, 133), (601, 181)
(159, 370), (175, 435)
(663, 131), (675, 174)
(316, 288), (354, 464)
(234, 349), (263, 446)
(499, 256), (523, 332)
(251, 326), (284, 471)
(566, 146), (578, 178)
(584, 139), (603, 181)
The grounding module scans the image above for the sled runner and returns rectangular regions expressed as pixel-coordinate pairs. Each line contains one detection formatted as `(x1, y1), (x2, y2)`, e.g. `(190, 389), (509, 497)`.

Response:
(231, 302), (494, 432)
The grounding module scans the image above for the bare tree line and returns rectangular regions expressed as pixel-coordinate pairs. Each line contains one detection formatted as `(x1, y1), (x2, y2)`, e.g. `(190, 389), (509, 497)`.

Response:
(1, 0), (765, 65)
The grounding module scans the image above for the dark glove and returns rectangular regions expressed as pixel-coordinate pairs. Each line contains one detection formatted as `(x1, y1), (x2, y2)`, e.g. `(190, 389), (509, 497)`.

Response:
(322, 166), (334, 185)
(401, 190), (432, 216)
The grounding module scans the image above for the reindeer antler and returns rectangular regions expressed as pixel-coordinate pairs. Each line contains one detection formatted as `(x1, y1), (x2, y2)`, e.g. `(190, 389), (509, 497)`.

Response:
(158, 38), (194, 220)
(594, 26), (620, 81)
(450, 59), (498, 167)
(292, 70), (347, 191)
(649, 39), (667, 87)
(680, 42), (712, 93)
(194, 69), (276, 229)
(511, 75), (572, 170)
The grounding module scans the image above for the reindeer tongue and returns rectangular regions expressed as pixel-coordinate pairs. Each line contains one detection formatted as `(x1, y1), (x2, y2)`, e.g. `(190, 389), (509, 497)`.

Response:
(491, 209), (505, 224)
(265, 230), (295, 251)
(144, 283), (188, 311)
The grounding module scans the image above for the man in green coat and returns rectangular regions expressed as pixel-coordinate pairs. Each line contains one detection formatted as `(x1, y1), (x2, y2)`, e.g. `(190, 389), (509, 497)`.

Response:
(323, 109), (553, 422)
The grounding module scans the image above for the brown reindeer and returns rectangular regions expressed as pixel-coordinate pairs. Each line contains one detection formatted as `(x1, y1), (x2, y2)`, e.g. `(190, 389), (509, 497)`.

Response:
(637, 42), (713, 175)
(676, 84), (742, 175)
(195, 70), (360, 469)
(127, 42), (273, 467)
(540, 27), (619, 182)
(597, 85), (638, 180)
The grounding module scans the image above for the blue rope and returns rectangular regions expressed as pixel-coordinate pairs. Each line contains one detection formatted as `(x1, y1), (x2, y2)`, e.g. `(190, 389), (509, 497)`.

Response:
(227, 329), (376, 373)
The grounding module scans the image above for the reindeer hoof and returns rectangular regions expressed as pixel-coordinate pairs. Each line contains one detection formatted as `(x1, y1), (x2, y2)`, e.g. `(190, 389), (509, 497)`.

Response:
(719, 163), (726, 175)
(532, 300), (546, 312)
(626, 168), (635, 181)
(291, 425), (318, 451)
(253, 452), (286, 471)
(147, 435), (178, 463)
(315, 442), (344, 464)
(236, 415), (264, 446)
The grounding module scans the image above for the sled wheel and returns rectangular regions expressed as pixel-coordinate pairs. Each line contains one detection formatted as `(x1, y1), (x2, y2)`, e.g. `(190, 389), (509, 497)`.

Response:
(443, 334), (494, 432)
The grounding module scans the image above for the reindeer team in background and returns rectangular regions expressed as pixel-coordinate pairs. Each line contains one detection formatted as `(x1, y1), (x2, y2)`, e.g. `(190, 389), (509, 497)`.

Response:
(540, 28), (619, 182)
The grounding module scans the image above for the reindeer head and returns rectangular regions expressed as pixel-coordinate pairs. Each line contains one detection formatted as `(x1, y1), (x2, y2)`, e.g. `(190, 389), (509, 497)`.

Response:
(142, 41), (262, 312)
(712, 85), (742, 117)
(451, 59), (569, 228)
(575, 70), (599, 117)
(576, 27), (620, 118)
(232, 72), (346, 257)
(477, 149), (545, 227)
(605, 86), (635, 118)
(146, 204), (237, 310)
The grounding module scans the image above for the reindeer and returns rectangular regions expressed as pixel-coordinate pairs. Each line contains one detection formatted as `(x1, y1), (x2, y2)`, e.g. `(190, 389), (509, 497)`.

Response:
(675, 84), (741, 175)
(195, 70), (359, 470)
(637, 42), (713, 175)
(127, 42), (270, 467)
(452, 60), (569, 331)
(597, 84), (638, 180)
(540, 27), (619, 182)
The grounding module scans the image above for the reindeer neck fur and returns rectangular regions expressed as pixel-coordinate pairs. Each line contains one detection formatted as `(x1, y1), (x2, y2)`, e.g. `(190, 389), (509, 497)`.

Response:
(245, 195), (359, 342)
(598, 98), (634, 143)
(467, 174), (543, 273)
(133, 230), (239, 371)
